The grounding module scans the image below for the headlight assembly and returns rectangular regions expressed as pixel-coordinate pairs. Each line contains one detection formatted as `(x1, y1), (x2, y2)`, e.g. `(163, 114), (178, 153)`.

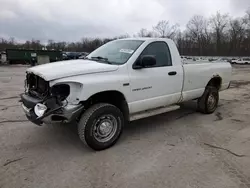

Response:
(34, 103), (47, 117)
(50, 84), (70, 101)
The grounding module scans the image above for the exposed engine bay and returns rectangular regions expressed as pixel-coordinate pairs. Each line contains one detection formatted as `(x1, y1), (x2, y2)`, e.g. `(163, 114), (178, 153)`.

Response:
(25, 73), (50, 99)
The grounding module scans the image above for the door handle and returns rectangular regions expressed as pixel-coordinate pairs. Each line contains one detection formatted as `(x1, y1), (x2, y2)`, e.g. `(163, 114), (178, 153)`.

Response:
(168, 71), (177, 76)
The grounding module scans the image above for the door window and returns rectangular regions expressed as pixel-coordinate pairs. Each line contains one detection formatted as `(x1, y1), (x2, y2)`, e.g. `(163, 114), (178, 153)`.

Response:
(140, 42), (172, 67)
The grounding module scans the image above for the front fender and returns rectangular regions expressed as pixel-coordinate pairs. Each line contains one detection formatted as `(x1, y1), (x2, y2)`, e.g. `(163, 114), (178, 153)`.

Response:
(49, 69), (130, 104)
(50, 81), (83, 105)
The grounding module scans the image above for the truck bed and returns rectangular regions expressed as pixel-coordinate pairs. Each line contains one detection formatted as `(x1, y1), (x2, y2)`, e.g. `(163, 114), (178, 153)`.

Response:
(181, 61), (232, 101)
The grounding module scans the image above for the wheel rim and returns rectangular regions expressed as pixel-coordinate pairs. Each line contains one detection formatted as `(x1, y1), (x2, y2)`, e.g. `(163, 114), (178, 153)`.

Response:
(93, 115), (118, 143)
(207, 93), (217, 111)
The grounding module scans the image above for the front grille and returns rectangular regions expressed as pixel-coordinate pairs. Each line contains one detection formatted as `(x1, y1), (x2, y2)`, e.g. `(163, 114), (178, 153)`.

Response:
(26, 73), (49, 99)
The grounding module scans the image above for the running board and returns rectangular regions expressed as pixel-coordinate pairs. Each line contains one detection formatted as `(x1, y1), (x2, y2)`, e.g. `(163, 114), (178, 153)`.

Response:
(129, 105), (180, 121)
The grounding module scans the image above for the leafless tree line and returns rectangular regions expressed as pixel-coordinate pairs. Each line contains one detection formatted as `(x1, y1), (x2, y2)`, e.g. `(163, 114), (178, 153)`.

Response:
(1, 9), (250, 56)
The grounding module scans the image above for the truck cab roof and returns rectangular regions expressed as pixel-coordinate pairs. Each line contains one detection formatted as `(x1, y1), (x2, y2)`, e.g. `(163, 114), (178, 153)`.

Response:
(117, 37), (173, 43)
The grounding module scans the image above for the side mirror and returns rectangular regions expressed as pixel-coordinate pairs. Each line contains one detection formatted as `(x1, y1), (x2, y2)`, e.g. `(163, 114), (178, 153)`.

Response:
(133, 55), (156, 69)
(141, 55), (156, 67)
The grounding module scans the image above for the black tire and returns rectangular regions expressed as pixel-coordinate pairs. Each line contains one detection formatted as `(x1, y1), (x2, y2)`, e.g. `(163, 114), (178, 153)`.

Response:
(78, 103), (124, 151)
(197, 86), (219, 114)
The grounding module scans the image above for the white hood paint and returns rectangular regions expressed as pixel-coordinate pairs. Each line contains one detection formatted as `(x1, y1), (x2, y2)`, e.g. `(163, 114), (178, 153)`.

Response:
(27, 59), (119, 81)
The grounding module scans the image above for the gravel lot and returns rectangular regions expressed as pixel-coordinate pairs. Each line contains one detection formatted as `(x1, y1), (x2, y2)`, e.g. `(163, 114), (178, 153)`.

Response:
(1, 64), (250, 188)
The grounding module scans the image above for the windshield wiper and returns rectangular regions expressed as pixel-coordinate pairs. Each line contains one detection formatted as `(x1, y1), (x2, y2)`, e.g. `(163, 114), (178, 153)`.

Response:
(91, 56), (112, 64)
(91, 56), (108, 60)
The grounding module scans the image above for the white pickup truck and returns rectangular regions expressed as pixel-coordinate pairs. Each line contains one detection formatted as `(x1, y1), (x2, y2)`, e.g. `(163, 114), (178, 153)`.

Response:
(231, 58), (250, 64)
(21, 38), (232, 150)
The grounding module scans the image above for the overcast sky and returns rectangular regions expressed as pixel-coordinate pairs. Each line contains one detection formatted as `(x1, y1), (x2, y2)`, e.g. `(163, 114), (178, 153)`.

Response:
(0, 0), (249, 42)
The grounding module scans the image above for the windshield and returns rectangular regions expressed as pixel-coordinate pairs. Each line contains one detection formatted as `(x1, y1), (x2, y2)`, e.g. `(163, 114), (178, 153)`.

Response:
(87, 40), (144, 64)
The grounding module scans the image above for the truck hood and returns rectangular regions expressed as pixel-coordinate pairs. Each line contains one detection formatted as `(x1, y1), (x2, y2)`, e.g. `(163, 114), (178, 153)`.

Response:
(27, 59), (119, 81)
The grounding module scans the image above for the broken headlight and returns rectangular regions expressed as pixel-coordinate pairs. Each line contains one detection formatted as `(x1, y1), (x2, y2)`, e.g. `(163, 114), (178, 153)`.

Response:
(50, 84), (70, 101)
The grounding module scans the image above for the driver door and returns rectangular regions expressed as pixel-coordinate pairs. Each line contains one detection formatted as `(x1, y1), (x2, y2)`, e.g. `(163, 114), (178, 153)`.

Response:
(128, 41), (183, 114)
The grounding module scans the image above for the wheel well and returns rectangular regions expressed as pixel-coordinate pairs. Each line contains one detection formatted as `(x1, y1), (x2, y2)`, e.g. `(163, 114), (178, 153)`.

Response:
(82, 91), (129, 121)
(206, 76), (222, 90)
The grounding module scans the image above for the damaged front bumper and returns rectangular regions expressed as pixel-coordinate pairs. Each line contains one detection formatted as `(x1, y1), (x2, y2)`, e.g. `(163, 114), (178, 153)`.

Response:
(20, 94), (84, 126)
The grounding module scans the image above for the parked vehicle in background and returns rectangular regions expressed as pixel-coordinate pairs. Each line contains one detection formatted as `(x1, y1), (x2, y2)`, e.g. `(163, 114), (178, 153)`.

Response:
(231, 58), (250, 64)
(212, 57), (229, 62)
(79, 52), (90, 59)
(62, 53), (68, 60)
(78, 55), (86, 59)
(6, 49), (62, 64)
(0, 51), (7, 63)
(63, 52), (90, 60)
(21, 38), (232, 151)
(181, 56), (187, 62)
(63, 52), (81, 60)
(193, 57), (209, 62)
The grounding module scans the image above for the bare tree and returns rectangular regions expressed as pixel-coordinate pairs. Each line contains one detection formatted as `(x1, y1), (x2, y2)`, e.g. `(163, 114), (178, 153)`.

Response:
(244, 8), (250, 35)
(210, 12), (229, 54)
(246, 8), (250, 21)
(136, 28), (154, 37)
(2, 8), (250, 56)
(137, 28), (148, 37)
(29, 39), (42, 50)
(9, 37), (15, 45)
(116, 34), (130, 39)
(46, 40), (55, 50)
(153, 20), (179, 39)
(243, 8), (250, 54)
(175, 31), (185, 54)
(187, 15), (208, 55)
(229, 18), (246, 55)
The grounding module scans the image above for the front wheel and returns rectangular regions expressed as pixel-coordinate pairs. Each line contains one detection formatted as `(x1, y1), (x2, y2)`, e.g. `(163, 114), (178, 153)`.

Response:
(78, 103), (124, 151)
(197, 86), (219, 114)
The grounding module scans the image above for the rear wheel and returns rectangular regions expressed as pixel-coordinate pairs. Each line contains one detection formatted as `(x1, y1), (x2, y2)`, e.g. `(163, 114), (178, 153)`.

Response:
(78, 103), (124, 151)
(197, 86), (219, 114)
